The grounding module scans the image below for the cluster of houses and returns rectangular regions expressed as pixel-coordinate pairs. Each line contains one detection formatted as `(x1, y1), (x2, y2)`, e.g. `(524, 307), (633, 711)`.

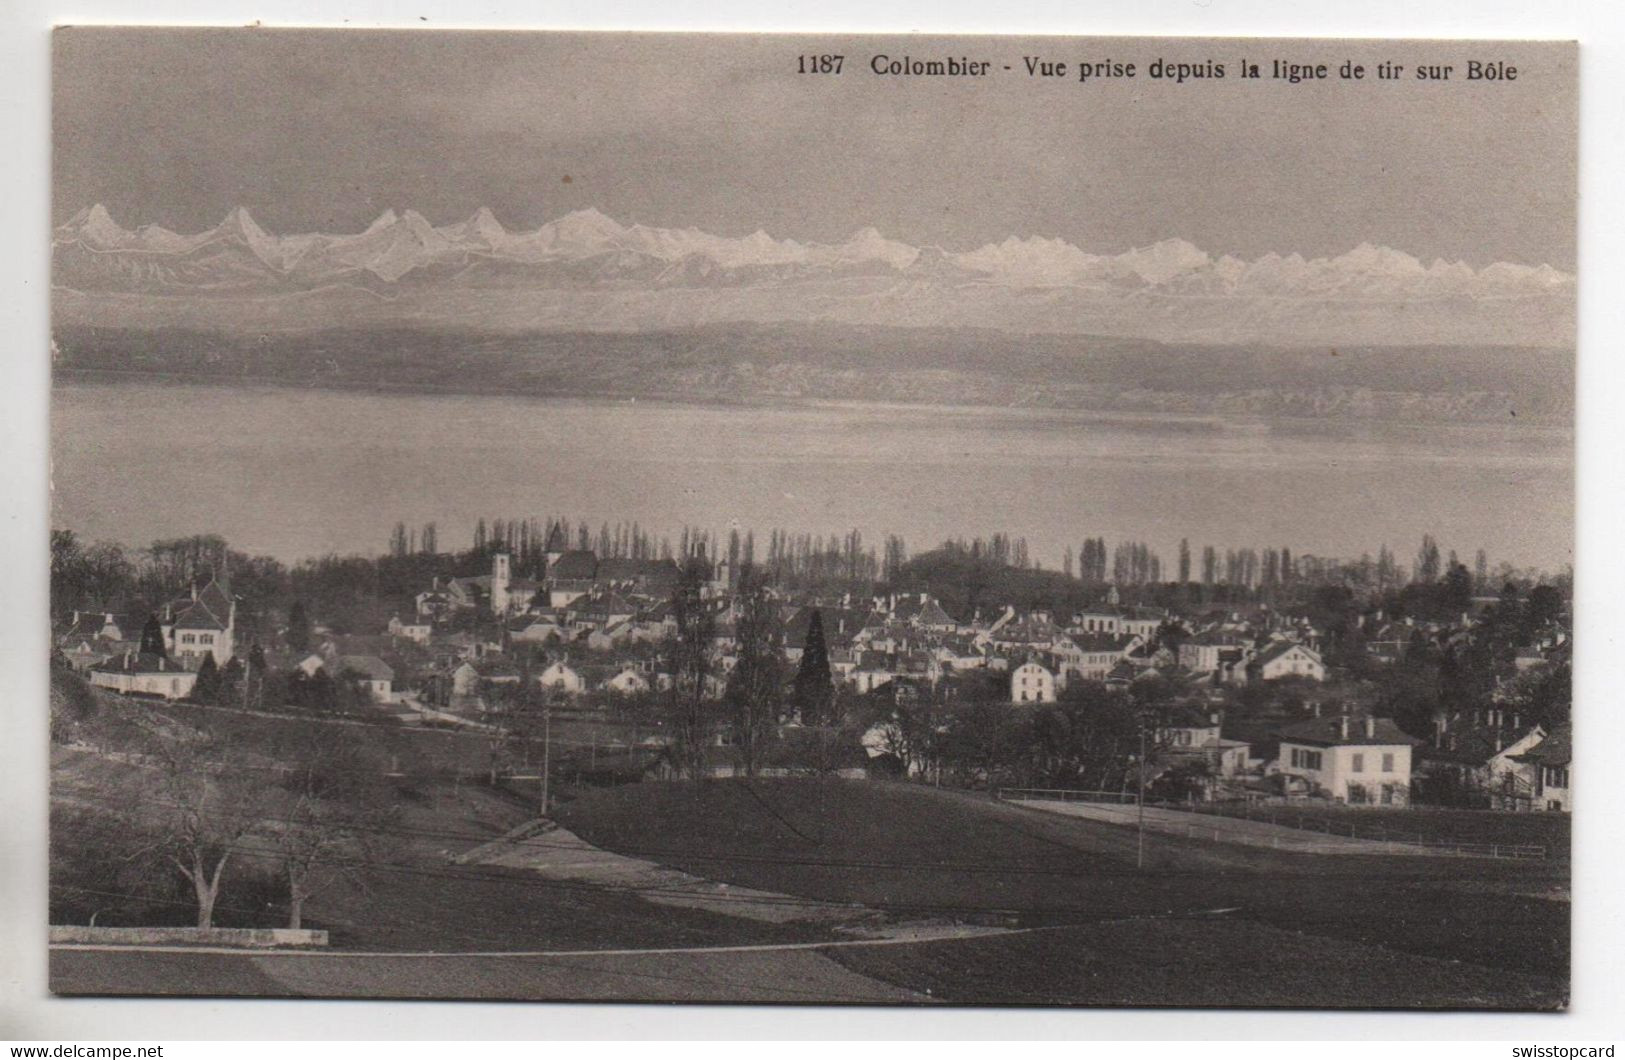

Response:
(287, 548), (1334, 717)
(816, 596), (1330, 707)
(55, 539), (1574, 812)
(1415, 706), (1573, 813)
(59, 576), (239, 701)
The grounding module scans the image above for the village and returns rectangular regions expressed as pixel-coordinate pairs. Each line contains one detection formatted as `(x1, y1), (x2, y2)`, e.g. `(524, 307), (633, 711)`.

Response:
(23, 15), (1596, 1025)
(53, 521), (1574, 815)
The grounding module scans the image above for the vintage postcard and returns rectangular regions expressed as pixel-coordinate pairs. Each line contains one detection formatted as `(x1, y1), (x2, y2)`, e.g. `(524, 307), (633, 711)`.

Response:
(47, 29), (1574, 1007)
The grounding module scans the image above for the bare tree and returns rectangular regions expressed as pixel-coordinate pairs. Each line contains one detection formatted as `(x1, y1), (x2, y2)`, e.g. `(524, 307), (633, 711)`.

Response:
(665, 555), (719, 778)
(883, 534), (908, 583)
(139, 735), (262, 929)
(478, 687), (522, 784)
(1415, 534), (1442, 584)
(858, 690), (945, 782)
(266, 727), (392, 931)
(725, 564), (785, 776)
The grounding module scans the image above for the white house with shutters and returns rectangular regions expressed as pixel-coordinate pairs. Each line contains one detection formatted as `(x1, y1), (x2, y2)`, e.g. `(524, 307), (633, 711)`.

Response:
(1512, 725), (1572, 812)
(160, 576), (236, 669)
(1275, 713), (1420, 806)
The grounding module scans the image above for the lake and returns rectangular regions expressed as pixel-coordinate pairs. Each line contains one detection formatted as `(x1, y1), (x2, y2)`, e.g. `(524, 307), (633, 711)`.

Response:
(50, 379), (1573, 573)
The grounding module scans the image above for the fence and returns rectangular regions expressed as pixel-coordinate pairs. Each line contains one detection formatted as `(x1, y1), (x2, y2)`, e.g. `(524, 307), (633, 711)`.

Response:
(996, 788), (1547, 860)
(994, 787), (1138, 805)
(1171, 798), (1549, 860)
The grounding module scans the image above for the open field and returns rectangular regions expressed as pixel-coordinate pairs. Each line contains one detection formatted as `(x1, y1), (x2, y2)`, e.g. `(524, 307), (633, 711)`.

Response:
(50, 944), (926, 1003)
(50, 690), (1570, 1007)
(556, 777), (1569, 1007)
(828, 919), (1566, 1009)
(51, 913), (1566, 1007)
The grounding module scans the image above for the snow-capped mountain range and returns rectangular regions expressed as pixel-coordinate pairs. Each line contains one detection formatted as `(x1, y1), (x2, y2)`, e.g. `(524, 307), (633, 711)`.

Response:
(52, 205), (1575, 345)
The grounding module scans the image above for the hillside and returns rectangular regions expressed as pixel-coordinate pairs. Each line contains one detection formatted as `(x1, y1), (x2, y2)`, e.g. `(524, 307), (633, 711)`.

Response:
(48, 674), (820, 951)
(556, 777), (1569, 999)
(52, 322), (1574, 424)
(47, 696), (1571, 1006)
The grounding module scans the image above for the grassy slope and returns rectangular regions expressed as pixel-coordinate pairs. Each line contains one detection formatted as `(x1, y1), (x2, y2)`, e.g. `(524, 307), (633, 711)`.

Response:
(559, 777), (1569, 1007)
(152, 699), (634, 779)
(832, 920), (1565, 1009)
(302, 773), (836, 952)
(50, 685), (1572, 1003)
(49, 686), (829, 953)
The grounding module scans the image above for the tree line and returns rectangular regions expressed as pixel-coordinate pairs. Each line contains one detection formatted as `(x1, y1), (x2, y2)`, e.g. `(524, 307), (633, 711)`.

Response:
(54, 517), (1564, 656)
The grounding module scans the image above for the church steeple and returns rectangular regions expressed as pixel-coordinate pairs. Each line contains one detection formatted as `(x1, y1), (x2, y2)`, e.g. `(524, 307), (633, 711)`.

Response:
(544, 521), (568, 568)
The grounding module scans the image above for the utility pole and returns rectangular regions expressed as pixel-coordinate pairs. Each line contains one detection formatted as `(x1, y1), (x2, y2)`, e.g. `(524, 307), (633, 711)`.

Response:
(1137, 720), (1147, 871)
(540, 700), (552, 817)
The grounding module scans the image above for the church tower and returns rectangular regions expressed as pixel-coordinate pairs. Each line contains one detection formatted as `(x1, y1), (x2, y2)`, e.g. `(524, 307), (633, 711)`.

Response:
(544, 522), (568, 570)
(491, 552), (512, 615)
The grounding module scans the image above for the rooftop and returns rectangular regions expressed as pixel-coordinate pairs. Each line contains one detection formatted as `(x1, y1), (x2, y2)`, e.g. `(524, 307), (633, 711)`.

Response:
(1276, 714), (1420, 748)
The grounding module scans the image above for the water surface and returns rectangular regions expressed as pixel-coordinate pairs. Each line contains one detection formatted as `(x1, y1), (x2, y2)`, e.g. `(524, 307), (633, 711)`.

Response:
(51, 380), (1573, 571)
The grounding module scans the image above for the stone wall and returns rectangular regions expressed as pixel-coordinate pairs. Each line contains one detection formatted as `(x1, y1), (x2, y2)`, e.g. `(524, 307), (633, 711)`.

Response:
(49, 925), (328, 948)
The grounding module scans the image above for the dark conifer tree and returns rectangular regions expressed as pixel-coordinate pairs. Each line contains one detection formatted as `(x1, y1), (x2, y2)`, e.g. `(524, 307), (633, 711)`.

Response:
(308, 668), (335, 711)
(219, 657), (244, 704)
(139, 614), (166, 658)
(792, 609), (835, 725)
(287, 668), (310, 710)
(287, 601), (311, 654)
(193, 653), (220, 703)
(1443, 562), (1475, 614)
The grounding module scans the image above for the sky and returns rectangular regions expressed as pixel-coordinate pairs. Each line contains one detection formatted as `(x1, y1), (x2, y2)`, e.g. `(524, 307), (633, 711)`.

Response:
(53, 29), (1576, 267)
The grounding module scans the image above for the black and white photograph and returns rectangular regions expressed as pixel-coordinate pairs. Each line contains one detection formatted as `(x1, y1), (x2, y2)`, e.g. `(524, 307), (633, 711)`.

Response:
(41, 27), (1576, 1010)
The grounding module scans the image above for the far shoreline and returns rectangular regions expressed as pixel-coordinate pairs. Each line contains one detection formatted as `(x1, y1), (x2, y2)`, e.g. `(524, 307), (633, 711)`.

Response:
(49, 366), (1576, 438)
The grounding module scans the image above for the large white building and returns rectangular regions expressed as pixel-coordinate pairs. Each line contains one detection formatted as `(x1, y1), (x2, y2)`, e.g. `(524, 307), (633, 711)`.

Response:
(160, 576), (237, 668)
(1275, 713), (1419, 806)
(1059, 632), (1142, 682)
(1071, 608), (1164, 640)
